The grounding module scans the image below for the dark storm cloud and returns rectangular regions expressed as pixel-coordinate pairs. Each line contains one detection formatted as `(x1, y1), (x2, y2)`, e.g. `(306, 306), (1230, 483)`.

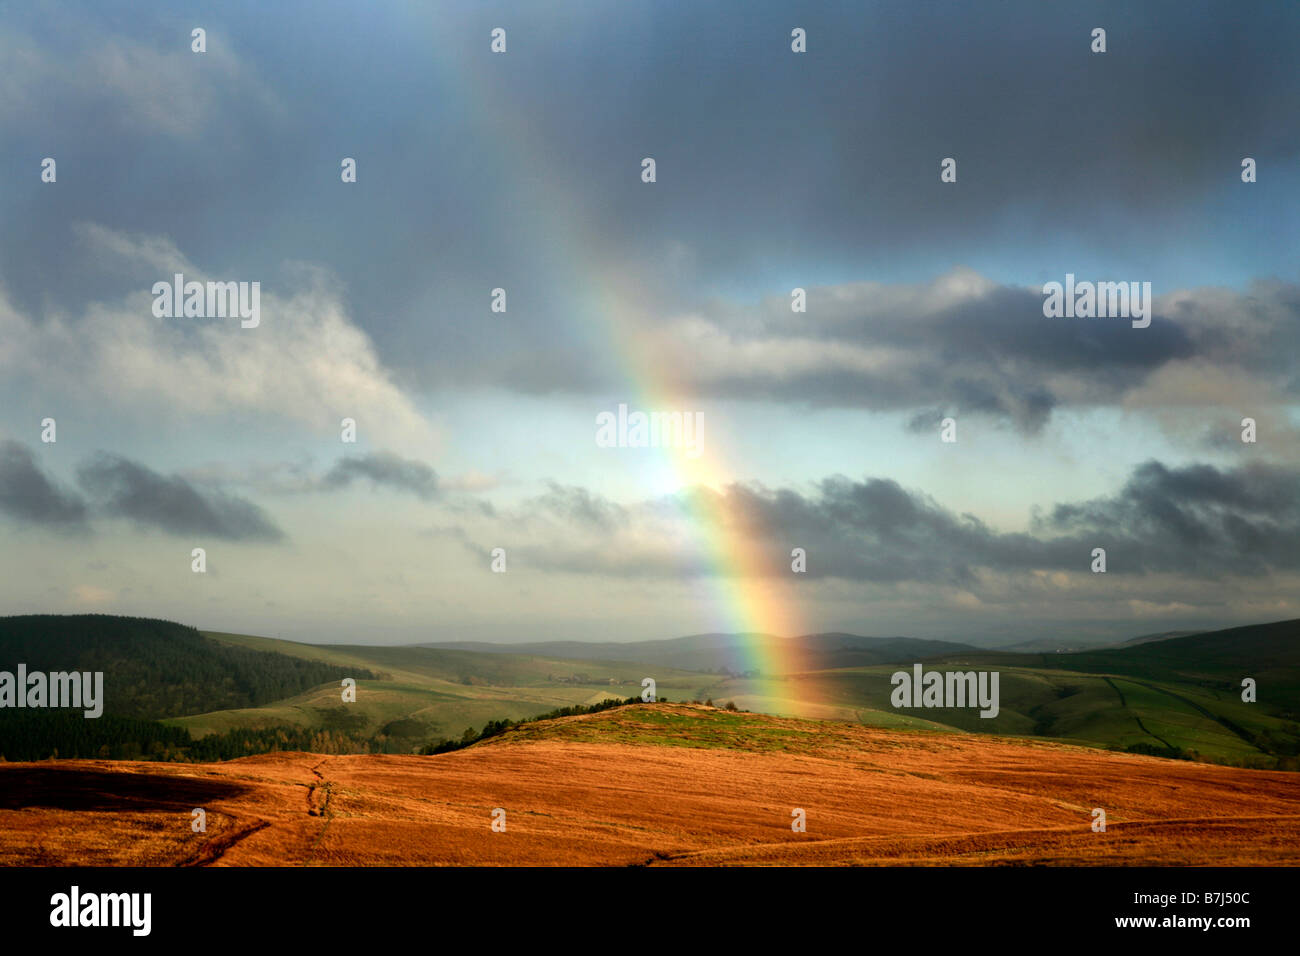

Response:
(76, 454), (283, 541)
(694, 276), (1200, 431)
(424, 0), (1300, 290)
(0, 441), (88, 528)
(521, 460), (1300, 583)
(1041, 461), (1300, 576)
(679, 476), (1074, 585)
(321, 453), (440, 500)
(799, 283), (1193, 373)
(5, 1), (1297, 399)
(608, 271), (1299, 433)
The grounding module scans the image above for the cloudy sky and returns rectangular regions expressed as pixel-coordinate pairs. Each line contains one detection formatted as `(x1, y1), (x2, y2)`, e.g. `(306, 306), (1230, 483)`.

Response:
(1, 0), (1297, 645)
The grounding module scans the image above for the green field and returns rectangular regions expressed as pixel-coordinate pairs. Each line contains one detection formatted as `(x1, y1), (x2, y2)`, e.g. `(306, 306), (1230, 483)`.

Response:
(4, 615), (1296, 767)
(699, 664), (1297, 764)
(183, 621), (1300, 766)
(173, 632), (715, 745)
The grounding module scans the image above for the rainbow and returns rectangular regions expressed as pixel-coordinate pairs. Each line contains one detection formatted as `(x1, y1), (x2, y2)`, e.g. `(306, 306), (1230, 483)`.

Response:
(441, 45), (813, 707)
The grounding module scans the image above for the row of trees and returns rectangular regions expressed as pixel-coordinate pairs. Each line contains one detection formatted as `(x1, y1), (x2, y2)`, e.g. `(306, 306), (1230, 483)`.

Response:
(421, 696), (651, 754)
(0, 697), (676, 763)
(0, 711), (427, 762)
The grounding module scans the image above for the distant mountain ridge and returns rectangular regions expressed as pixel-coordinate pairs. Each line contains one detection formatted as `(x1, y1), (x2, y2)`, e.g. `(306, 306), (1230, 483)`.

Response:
(940, 619), (1300, 675)
(420, 632), (980, 674)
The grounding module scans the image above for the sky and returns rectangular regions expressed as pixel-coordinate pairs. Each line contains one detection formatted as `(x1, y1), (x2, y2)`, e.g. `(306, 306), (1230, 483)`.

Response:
(0, 0), (1297, 646)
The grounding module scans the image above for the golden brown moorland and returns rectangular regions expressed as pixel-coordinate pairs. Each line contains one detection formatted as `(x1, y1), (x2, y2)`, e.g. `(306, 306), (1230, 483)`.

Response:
(2, 703), (1298, 866)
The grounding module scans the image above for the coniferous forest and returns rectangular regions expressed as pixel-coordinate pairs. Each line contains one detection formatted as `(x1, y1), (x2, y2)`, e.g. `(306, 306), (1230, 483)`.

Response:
(0, 615), (377, 761)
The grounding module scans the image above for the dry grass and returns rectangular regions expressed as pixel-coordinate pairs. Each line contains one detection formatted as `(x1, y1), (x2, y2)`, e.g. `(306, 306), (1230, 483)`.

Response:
(2, 704), (1297, 866)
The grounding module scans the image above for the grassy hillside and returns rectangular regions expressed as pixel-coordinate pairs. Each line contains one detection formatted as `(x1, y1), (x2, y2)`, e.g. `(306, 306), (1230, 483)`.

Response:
(5, 616), (1296, 769)
(8, 702), (1300, 866)
(198, 620), (1300, 767)
(183, 631), (715, 746)
(721, 620), (1300, 767)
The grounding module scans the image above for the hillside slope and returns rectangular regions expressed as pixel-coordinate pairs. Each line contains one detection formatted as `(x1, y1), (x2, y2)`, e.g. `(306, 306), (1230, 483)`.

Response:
(709, 619), (1300, 766)
(2, 704), (1297, 866)
(188, 631), (715, 746)
(0, 615), (370, 719)
(7, 616), (1296, 769)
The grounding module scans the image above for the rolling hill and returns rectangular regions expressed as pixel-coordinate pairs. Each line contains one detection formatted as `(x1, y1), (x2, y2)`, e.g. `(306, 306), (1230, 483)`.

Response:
(2, 702), (1297, 866)
(4, 615), (1297, 769)
(184, 631), (715, 745)
(419, 619), (1300, 767)
(0, 615), (372, 720)
(735, 619), (1300, 766)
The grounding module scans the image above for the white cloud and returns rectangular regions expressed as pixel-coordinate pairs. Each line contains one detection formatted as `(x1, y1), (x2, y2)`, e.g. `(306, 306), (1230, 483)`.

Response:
(0, 226), (439, 451)
(0, 26), (281, 136)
